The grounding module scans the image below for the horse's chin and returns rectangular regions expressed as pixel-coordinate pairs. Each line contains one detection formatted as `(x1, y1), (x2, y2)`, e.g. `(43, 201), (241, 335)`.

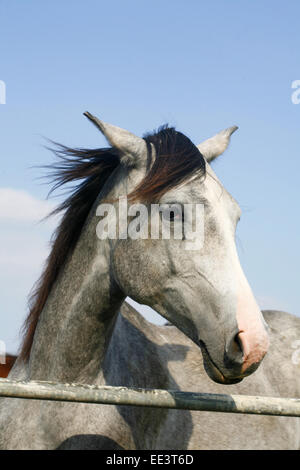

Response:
(200, 342), (244, 385)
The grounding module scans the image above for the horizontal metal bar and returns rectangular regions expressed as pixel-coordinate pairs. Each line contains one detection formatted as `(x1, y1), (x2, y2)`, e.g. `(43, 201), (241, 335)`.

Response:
(0, 378), (300, 417)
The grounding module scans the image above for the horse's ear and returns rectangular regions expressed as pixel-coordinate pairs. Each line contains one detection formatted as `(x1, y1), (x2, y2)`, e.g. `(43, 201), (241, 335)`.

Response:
(84, 112), (147, 168)
(197, 126), (238, 163)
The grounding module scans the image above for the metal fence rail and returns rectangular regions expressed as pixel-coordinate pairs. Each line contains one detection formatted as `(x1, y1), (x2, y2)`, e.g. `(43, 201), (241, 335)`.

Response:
(1, 378), (300, 417)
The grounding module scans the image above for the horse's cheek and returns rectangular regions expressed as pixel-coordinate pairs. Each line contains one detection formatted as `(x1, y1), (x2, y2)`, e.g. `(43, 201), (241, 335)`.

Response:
(111, 239), (168, 302)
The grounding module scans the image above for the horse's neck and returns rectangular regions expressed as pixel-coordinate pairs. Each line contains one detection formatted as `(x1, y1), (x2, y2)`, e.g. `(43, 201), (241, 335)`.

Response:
(28, 217), (124, 383)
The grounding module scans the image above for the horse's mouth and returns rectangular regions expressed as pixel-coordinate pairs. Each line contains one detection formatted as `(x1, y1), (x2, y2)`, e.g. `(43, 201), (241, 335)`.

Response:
(199, 341), (244, 385)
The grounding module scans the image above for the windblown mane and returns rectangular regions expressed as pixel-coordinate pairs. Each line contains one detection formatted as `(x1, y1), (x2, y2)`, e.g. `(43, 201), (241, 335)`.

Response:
(20, 126), (206, 361)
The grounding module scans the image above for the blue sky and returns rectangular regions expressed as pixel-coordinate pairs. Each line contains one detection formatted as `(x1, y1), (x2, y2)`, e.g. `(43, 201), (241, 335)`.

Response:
(0, 0), (299, 353)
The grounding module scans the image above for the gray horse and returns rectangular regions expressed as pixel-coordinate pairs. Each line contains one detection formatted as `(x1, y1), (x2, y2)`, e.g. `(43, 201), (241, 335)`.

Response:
(0, 114), (298, 449)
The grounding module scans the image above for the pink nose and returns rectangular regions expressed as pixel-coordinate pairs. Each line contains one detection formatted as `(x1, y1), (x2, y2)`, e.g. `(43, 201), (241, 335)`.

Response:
(235, 273), (270, 373)
(237, 328), (269, 373)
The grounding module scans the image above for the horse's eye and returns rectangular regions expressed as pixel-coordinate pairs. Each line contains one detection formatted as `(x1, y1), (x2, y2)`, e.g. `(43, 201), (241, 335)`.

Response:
(162, 206), (183, 222)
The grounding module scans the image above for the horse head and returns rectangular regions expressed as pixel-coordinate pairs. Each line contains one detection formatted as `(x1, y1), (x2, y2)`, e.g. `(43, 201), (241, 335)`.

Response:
(83, 112), (269, 385)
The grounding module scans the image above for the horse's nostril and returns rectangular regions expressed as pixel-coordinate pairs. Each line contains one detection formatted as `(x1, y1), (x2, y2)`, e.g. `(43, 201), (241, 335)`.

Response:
(224, 331), (244, 368)
(234, 332), (243, 354)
